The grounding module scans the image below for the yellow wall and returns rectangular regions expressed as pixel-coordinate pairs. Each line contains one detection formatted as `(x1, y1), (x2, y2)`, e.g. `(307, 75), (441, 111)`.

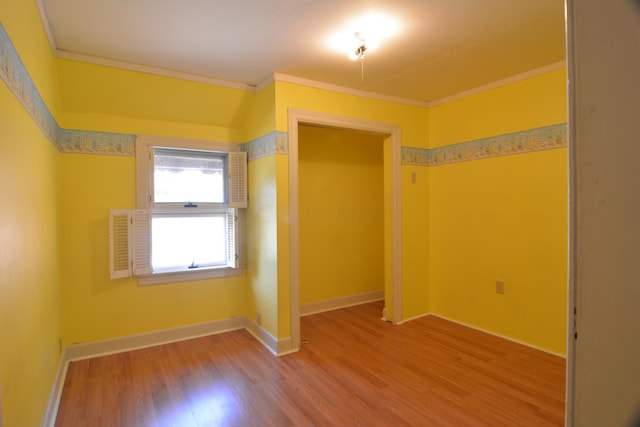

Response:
(57, 154), (248, 345)
(0, 4), (60, 118)
(429, 69), (567, 146)
(242, 82), (276, 142)
(428, 68), (568, 354)
(57, 59), (251, 141)
(53, 61), (257, 345)
(276, 154), (291, 337)
(242, 83), (280, 337)
(55, 54), (568, 357)
(298, 125), (384, 304)
(55, 59), (286, 344)
(0, 4), (62, 426)
(274, 81), (432, 336)
(246, 155), (279, 336)
(0, 6), (568, 422)
(275, 82), (429, 146)
(401, 163), (430, 321)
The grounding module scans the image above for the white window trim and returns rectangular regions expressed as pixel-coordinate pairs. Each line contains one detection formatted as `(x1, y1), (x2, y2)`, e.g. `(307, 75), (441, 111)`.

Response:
(136, 135), (240, 209)
(137, 261), (244, 286)
(134, 135), (246, 286)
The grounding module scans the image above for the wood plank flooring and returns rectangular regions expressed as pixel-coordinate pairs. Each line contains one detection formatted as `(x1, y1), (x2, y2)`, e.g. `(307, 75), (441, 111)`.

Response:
(55, 301), (566, 426)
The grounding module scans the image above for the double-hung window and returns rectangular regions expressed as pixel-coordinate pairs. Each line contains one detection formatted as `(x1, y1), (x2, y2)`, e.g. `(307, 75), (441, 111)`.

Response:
(110, 136), (247, 285)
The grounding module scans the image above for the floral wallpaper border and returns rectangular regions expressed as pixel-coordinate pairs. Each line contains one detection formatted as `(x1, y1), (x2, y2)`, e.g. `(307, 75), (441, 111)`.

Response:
(402, 123), (567, 167)
(57, 128), (136, 156)
(1, 22), (58, 145)
(1, 22), (136, 156)
(244, 131), (289, 160)
(2, 21), (567, 164)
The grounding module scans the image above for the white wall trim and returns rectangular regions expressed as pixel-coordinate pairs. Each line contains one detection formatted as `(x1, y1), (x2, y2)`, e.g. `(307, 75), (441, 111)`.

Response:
(35, 0), (57, 55)
(254, 74), (276, 93)
(428, 61), (567, 107)
(565, 5), (578, 427)
(50, 50), (564, 108)
(56, 50), (255, 91)
(428, 314), (567, 359)
(277, 337), (297, 356)
(65, 316), (246, 361)
(44, 315), (294, 425)
(271, 73), (429, 108)
(42, 356), (69, 427)
(43, 309), (563, 425)
(300, 290), (385, 317)
(244, 319), (279, 356)
(242, 320), (296, 356)
(398, 312), (431, 324)
(287, 108), (403, 355)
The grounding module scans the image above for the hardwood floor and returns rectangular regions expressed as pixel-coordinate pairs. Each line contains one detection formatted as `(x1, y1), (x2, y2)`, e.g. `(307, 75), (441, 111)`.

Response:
(55, 301), (566, 426)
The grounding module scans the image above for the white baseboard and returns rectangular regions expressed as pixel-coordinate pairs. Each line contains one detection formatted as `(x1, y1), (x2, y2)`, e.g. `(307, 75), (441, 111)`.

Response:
(65, 316), (247, 361)
(244, 319), (277, 355)
(45, 298), (400, 424)
(45, 316), (248, 425)
(42, 356), (69, 427)
(276, 337), (297, 356)
(395, 311), (566, 358)
(428, 314), (567, 358)
(243, 319), (297, 356)
(398, 312), (430, 324)
(300, 290), (384, 317)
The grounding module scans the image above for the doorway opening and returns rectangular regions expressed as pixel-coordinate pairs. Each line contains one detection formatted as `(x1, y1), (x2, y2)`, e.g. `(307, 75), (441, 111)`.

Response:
(287, 109), (403, 352)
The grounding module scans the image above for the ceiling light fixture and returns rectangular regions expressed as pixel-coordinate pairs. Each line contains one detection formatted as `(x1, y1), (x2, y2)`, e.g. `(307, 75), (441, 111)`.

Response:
(349, 32), (368, 81)
(326, 13), (401, 82)
(349, 32), (368, 61)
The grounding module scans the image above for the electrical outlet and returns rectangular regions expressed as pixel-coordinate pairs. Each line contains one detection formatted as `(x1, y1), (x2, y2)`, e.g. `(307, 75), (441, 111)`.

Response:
(496, 280), (505, 294)
(256, 312), (262, 326)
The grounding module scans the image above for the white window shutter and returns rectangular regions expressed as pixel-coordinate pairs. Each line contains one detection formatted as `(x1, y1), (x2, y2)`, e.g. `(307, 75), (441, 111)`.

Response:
(110, 209), (132, 279)
(228, 151), (247, 208)
(109, 209), (151, 278)
(132, 209), (152, 275)
(226, 208), (238, 268)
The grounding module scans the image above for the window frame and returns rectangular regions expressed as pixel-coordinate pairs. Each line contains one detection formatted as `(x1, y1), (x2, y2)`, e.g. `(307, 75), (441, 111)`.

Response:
(136, 135), (245, 286)
(150, 209), (230, 273)
(152, 146), (229, 207)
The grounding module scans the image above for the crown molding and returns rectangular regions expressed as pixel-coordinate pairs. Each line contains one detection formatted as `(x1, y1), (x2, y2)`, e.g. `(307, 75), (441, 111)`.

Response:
(268, 73), (431, 108)
(36, 0), (57, 55)
(254, 74), (276, 93)
(428, 60), (567, 107)
(50, 52), (565, 107)
(56, 50), (256, 91)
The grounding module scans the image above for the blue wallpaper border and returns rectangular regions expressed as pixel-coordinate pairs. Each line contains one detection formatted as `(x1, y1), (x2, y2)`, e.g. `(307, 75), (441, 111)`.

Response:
(57, 128), (137, 156)
(2, 21), (567, 164)
(244, 131), (288, 160)
(1, 22), (137, 156)
(402, 123), (567, 167)
(1, 22), (58, 145)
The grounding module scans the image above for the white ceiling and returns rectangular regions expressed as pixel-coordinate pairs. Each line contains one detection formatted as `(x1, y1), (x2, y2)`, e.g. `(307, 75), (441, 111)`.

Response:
(40, 0), (566, 104)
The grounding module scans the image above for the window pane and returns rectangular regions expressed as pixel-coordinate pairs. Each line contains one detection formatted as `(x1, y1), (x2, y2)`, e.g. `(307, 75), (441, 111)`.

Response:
(154, 149), (225, 203)
(152, 215), (226, 272)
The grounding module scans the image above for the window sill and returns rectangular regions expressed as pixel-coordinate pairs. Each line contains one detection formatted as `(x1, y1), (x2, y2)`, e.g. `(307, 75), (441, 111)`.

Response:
(137, 266), (244, 286)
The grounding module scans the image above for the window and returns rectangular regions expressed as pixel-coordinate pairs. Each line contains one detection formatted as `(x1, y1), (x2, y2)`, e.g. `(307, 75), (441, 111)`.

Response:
(110, 136), (246, 285)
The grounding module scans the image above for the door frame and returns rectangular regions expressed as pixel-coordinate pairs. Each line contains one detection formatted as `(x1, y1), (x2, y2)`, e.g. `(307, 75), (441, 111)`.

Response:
(287, 108), (403, 352)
